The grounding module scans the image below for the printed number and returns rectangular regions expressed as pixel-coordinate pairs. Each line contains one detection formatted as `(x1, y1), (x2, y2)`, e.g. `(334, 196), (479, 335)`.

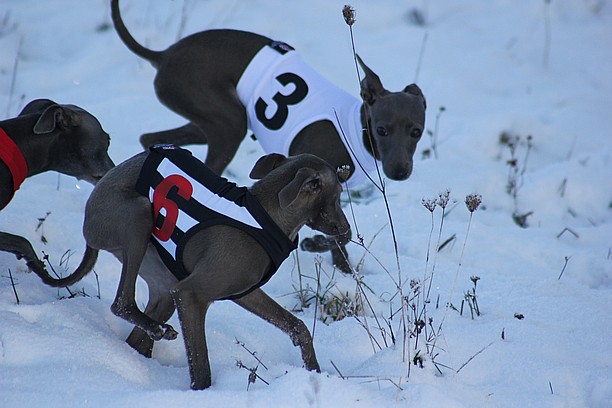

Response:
(152, 174), (193, 242)
(255, 72), (308, 130)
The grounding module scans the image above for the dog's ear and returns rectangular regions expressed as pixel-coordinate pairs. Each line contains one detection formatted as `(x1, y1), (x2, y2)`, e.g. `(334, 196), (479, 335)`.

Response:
(357, 55), (386, 105)
(249, 153), (288, 179)
(403, 83), (427, 110)
(33, 105), (80, 134)
(19, 99), (55, 117)
(278, 167), (321, 209)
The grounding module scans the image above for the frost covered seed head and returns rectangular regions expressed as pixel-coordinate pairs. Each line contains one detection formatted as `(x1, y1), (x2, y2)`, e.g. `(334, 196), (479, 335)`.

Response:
(465, 194), (482, 213)
(343, 5), (356, 26)
(438, 189), (451, 209)
(422, 198), (437, 212)
(337, 165), (351, 183)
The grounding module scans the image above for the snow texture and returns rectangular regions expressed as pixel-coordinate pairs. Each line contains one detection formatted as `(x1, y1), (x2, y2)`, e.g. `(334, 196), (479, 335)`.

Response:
(1, 1), (610, 407)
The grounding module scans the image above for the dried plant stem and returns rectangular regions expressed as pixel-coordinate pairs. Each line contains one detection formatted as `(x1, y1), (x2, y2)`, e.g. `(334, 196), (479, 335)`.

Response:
(455, 339), (496, 373)
(312, 259), (322, 340)
(433, 209), (476, 351)
(235, 338), (269, 370)
(414, 31), (428, 83)
(543, 0), (552, 68)
(8, 269), (20, 304)
(557, 256), (571, 280)
(6, 35), (23, 117)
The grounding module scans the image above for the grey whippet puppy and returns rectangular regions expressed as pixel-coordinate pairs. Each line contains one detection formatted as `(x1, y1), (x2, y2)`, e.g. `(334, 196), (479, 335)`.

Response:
(110, 0), (427, 272)
(41, 147), (349, 390)
(0, 98), (114, 280)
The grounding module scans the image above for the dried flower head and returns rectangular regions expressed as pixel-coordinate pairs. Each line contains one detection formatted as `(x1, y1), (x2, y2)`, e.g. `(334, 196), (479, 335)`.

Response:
(337, 165), (351, 183)
(410, 278), (421, 293)
(437, 189), (451, 208)
(343, 5), (356, 26)
(465, 194), (482, 213)
(422, 198), (437, 212)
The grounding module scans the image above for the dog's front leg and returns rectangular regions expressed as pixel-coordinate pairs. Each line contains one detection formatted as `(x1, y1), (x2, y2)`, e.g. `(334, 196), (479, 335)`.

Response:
(172, 285), (213, 390)
(233, 288), (320, 372)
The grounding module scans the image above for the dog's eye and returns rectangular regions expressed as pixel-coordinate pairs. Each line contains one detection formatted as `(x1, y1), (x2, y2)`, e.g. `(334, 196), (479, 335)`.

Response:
(377, 126), (388, 137)
(410, 128), (422, 138)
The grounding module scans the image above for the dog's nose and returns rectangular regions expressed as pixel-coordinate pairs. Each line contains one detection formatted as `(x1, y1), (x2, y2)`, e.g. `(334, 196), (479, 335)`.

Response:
(388, 168), (411, 181)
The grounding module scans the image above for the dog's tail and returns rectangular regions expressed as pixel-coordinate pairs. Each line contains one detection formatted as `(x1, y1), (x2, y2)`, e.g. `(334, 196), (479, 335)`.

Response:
(111, 0), (163, 67)
(33, 245), (99, 288)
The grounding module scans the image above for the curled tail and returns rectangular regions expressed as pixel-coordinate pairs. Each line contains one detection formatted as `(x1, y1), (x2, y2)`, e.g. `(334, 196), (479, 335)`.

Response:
(33, 246), (99, 288)
(111, 0), (163, 67)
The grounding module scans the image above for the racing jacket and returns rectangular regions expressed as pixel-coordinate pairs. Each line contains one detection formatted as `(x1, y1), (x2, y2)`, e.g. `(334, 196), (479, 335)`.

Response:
(236, 41), (376, 189)
(135, 145), (297, 300)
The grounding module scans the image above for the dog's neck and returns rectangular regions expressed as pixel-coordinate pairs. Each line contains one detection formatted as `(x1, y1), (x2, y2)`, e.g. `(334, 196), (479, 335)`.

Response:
(0, 127), (29, 196)
(1, 120), (58, 177)
(250, 183), (302, 242)
(359, 105), (380, 160)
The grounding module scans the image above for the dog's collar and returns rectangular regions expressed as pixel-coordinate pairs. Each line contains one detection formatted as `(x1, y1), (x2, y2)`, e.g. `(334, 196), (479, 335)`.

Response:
(0, 127), (28, 195)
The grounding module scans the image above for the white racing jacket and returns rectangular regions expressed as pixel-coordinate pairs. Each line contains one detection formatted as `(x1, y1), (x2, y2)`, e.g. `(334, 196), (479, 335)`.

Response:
(237, 41), (377, 189)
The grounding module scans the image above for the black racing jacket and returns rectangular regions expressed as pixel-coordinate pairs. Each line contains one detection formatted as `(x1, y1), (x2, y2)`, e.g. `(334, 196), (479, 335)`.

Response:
(135, 145), (297, 300)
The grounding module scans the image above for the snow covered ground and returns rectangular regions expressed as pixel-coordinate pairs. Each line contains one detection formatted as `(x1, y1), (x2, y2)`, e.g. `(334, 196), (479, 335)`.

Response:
(1, 1), (610, 407)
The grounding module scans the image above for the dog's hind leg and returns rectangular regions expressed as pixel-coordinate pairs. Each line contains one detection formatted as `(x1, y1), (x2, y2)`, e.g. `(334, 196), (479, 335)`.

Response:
(233, 288), (321, 372)
(155, 72), (248, 175)
(139, 122), (205, 149)
(125, 292), (176, 357)
(93, 201), (178, 342)
(110, 236), (178, 342)
(126, 246), (178, 357)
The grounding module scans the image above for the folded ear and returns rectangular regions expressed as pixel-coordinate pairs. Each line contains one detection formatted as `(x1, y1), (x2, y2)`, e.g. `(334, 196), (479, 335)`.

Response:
(357, 54), (386, 105)
(33, 105), (79, 135)
(249, 153), (288, 179)
(278, 167), (321, 209)
(403, 83), (427, 110)
(19, 99), (55, 116)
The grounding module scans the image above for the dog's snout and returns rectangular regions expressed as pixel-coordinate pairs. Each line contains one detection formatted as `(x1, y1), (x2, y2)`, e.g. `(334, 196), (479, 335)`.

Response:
(390, 169), (410, 181)
(385, 161), (413, 181)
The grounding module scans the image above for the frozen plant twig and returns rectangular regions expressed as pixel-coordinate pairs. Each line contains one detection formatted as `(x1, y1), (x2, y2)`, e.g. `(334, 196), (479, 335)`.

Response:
(8, 269), (20, 304)
(6, 35), (23, 117)
(234, 338), (269, 370)
(557, 256), (571, 280)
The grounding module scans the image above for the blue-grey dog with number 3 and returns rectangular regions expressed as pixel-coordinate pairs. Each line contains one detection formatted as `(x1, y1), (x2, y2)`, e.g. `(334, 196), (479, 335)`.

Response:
(111, 0), (426, 272)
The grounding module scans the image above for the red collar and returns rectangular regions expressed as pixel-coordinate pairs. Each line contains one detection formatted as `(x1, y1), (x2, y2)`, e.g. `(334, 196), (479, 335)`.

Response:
(0, 127), (28, 197)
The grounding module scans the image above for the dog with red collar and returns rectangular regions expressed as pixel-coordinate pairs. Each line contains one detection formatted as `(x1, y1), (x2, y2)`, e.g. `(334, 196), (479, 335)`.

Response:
(0, 99), (114, 278)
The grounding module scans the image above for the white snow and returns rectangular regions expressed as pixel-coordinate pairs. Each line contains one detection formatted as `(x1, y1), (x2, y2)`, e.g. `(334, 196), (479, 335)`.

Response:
(1, 1), (610, 407)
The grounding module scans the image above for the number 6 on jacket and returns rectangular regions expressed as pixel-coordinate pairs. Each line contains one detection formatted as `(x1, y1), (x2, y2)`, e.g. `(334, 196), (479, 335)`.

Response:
(152, 174), (193, 242)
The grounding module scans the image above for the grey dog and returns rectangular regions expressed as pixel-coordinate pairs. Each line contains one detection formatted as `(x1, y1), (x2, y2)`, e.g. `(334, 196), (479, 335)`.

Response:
(42, 147), (349, 390)
(0, 98), (114, 279)
(110, 0), (426, 272)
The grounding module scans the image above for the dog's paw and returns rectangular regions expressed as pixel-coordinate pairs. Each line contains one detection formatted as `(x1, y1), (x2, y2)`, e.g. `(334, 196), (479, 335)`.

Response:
(300, 235), (334, 252)
(161, 324), (178, 340)
(304, 358), (321, 373)
(148, 324), (178, 341)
